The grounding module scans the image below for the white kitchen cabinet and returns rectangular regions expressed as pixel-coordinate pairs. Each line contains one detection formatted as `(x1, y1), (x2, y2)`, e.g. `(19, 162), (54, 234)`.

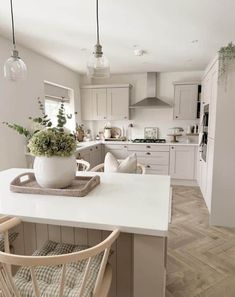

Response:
(77, 144), (102, 169)
(208, 62), (218, 139)
(199, 157), (207, 199)
(90, 145), (102, 168)
(173, 84), (198, 120)
(107, 88), (129, 120)
(128, 144), (170, 175)
(81, 89), (93, 121)
(78, 149), (90, 164)
(204, 138), (214, 212)
(202, 72), (211, 105)
(105, 144), (129, 159)
(92, 88), (107, 120)
(170, 145), (196, 180)
(80, 85), (131, 121)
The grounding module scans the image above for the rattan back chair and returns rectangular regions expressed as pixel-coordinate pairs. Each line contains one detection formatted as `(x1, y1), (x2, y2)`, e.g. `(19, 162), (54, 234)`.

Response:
(0, 217), (119, 297)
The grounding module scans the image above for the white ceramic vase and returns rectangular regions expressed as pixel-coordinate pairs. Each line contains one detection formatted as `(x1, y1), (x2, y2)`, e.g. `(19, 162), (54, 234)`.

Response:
(34, 156), (77, 189)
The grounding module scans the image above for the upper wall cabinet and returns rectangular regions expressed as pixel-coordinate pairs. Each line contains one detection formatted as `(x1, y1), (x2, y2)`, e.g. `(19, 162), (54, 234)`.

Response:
(81, 84), (131, 121)
(92, 88), (108, 120)
(173, 83), (200, 120)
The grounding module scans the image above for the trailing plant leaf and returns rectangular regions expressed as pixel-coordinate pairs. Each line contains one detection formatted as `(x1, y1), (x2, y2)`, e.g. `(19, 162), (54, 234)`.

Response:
(218, 42), (235, 78)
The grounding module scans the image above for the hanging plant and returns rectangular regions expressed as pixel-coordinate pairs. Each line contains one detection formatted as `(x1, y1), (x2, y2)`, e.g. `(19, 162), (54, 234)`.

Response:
(218, 42), (235, 79)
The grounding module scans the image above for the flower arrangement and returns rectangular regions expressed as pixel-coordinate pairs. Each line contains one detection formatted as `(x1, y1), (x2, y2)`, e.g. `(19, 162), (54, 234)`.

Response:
(28, 129), (76, 157)
(3, 97), (77, 157)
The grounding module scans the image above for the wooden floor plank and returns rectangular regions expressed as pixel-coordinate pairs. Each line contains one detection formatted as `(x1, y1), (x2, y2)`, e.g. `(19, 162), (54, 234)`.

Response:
(167, 186), (235, 297)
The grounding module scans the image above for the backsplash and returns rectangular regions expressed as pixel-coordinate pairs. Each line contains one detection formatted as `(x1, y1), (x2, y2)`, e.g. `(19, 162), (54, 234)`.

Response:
(80, 71), (203, 142)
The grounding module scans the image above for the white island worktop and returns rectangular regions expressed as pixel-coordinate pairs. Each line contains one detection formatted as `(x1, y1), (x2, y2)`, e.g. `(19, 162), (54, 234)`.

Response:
(0, 168), (170, 237)
(0, 168), (171, 297)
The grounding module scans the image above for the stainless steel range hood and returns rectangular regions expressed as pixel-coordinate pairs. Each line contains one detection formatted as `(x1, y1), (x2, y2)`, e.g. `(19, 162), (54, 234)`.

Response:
(130, 72), (171, 109)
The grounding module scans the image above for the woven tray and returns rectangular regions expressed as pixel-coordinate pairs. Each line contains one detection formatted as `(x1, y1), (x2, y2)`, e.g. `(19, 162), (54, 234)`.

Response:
(10, 172), (100, 197)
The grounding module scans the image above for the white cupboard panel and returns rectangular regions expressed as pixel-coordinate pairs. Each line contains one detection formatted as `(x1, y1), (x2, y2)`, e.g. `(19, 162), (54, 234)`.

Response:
(174, 84), (198, 120)
(135, 152), (169, 165)
(81, 88), (93, 121)
(208, 63), (218, 139)
(145, 165), (169, 175)
(105, 145), (129, 159)
(170, 146), (195, 180)
(107, 88), (129, 120)
(92, 88), (107, 120)
(205, 138), (214, 212)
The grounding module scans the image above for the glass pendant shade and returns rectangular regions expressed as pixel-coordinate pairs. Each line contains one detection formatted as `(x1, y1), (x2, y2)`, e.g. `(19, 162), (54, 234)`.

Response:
(87, 52), (110, 79)
(4, 50), (27, 81)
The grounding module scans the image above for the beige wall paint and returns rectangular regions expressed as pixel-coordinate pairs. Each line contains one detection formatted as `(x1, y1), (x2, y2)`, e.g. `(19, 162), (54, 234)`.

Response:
(80, 71), (203, 140)
(0, 36), (80, 170)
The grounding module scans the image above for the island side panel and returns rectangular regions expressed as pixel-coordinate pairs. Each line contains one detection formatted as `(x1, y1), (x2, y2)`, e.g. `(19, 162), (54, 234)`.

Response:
(133, 234), (167, 297)
(14, 223), (133, 297)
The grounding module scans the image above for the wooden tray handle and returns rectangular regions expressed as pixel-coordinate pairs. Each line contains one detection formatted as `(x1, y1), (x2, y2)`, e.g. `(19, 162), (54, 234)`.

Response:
(85, 175), (100, 190)
(10, 172), (34, 186)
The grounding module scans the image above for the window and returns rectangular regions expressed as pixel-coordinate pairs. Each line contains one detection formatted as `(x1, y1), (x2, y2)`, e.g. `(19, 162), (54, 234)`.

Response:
(44, 82), (75, 132)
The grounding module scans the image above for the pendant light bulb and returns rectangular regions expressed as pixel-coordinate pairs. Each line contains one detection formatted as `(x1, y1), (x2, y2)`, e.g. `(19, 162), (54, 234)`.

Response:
(4, 49), (27, 81)
(87, 0), (110, 79)
(4, 0), (27, 81)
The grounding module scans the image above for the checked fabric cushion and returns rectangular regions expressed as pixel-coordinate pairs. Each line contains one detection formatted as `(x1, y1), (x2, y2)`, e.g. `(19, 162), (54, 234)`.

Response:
(14, 240), (103, 297)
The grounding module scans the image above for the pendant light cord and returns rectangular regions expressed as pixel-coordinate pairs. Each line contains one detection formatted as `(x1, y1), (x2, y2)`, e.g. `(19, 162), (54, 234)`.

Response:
(96, 0), (100, 45)
(10, 0), (16, 48)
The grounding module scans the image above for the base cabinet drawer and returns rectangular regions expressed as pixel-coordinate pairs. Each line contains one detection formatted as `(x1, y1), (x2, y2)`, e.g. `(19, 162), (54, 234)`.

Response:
(105, 144), (129, 159)
(128, 145), (169, 152)
(137, 152), (169, 165)
(145, 165), (169, 175)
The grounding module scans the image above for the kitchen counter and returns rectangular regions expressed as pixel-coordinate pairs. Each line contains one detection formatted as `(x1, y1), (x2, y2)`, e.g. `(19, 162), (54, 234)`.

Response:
(76, 140), (199, 152)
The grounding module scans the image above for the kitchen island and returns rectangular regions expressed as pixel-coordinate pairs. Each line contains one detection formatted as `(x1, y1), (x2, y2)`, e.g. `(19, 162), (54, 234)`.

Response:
(0, 168), (171, 297)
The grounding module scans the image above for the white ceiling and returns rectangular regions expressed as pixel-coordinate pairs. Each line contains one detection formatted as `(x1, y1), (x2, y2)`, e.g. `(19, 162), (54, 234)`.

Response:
(0, 0), (235, 74)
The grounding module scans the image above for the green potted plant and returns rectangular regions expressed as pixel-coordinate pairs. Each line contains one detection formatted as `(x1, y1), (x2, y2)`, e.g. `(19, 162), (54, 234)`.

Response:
(3, 98), (77, 189)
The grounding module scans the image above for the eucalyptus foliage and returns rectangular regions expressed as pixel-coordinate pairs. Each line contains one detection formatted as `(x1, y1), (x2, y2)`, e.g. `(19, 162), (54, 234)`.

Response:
(2, 97), (77, 157)
(3, 97), (76, 137)
(28, 129), (76, 157)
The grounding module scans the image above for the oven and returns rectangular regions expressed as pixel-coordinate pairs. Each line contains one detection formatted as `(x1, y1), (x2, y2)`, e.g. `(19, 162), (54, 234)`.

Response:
(200, 104), (209, 162)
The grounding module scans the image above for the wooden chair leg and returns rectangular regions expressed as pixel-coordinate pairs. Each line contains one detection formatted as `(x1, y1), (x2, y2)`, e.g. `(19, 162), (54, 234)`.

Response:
(95, 264), (112, 297)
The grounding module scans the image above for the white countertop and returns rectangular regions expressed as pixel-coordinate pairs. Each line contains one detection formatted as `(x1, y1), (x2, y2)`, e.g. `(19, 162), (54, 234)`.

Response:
(0, 168), (171, 237)
(76, 140), (199, 151)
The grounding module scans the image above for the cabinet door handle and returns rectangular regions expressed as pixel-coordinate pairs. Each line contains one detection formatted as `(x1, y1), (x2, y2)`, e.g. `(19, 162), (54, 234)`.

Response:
(124, 146), (127, 148)
(147, 165), (151, 168)
(104, 116), (106, 119)
(146, 145), (151, 149)
(124, 116), (127, 119)
(146, 152), (151, 155)
(175, 116), (178, 119)
(171, 147), (174, 149)
(90, 148), (93, 151)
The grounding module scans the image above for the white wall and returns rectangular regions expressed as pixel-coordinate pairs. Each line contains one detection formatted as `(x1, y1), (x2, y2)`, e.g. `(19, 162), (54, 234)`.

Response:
(80, 71), (203, 140)
(0, 36), (80, 170)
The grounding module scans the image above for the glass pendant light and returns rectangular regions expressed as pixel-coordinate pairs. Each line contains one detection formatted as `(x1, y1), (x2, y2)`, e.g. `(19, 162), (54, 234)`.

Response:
(4, 0), (27, 81)
(87, 0), (110, 79)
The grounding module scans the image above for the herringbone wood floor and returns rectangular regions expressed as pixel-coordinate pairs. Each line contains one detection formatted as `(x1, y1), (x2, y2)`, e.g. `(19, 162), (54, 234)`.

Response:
(166, 186), (235, 297)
